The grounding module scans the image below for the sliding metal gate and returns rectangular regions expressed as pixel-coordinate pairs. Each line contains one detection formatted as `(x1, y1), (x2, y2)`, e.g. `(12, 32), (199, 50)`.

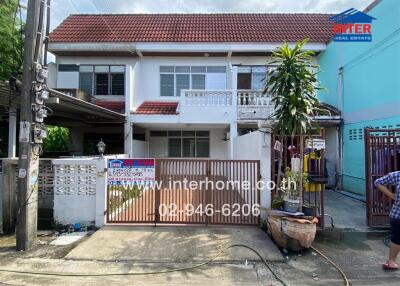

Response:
(365, 128), (400, 227)
(107, 159), (261, 225)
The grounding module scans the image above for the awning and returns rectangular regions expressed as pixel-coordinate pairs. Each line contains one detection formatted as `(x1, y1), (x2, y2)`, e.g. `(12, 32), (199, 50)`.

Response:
(47, 89), (125, 126)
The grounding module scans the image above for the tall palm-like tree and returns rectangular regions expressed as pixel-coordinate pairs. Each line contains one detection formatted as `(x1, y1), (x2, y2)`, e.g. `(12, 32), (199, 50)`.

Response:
(263, 38), (324, 209)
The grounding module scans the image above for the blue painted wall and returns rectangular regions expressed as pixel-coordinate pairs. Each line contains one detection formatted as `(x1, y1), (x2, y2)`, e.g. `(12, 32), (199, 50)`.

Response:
(318, 0), (400, 195)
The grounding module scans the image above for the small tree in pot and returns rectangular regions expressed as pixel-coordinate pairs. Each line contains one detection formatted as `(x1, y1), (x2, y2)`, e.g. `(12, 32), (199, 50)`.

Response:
(263, 38), (325, 211)
(281, 168), (301, 212)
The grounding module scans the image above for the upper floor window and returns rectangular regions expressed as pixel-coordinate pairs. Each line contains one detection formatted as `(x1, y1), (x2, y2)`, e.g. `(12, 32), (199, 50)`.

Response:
(79, 65), (125, 96)
(237, 66), (274, 90)
(160, 66), (226, 97)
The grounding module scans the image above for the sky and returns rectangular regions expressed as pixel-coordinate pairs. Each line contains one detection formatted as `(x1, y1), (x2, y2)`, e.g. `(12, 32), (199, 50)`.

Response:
(47, 0), (373, 30)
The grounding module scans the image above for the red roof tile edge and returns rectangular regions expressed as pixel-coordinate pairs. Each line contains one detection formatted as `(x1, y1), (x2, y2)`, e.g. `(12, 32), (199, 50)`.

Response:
(49, 13), (334, 44)
(134, 101), (179, 115)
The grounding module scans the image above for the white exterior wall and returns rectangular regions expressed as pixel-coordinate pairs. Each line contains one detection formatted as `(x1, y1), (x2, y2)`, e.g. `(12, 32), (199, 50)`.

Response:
(210, 129), (229, 159)
(132, 140), (149, 157)
(47, 62), (57, 88)
(233, 130), (271, 217)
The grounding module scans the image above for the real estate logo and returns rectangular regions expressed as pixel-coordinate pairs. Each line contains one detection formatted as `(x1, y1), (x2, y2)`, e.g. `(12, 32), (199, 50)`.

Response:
(330, 8), (376, 42)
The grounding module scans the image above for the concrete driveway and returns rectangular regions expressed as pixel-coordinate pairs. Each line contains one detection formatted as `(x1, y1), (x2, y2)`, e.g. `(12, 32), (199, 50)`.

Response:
(65, 225), (283, 263)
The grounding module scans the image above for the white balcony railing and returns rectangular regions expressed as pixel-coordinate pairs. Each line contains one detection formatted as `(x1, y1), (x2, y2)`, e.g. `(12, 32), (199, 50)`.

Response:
(237, 90), (274, 120)
(181, 90), (232, 106)
(179, 89), (274, 120)
(237, 90), (271, 106)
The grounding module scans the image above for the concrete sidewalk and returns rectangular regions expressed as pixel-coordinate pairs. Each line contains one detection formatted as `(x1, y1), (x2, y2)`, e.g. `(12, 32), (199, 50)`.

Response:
(65, 225), (284, 262)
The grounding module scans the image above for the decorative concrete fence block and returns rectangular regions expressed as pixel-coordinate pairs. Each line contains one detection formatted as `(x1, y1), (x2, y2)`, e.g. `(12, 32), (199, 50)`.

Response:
(53, 158), (106, 226)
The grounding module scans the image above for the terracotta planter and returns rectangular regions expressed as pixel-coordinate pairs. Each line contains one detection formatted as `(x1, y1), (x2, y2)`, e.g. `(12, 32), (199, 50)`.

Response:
(267, 215), (318, 251)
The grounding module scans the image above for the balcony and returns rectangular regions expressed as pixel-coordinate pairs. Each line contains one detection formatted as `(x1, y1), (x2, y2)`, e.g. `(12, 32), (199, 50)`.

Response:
(181, 90), (233, 107)
(236, 90), (274, 120)
(180, 89), (274, 120)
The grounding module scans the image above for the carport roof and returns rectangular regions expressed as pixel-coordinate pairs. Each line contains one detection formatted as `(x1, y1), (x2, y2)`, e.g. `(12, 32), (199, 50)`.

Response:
(0, 82), (125, 126)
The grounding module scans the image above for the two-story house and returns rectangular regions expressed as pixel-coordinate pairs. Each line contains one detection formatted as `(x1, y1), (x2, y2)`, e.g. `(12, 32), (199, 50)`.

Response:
(37, 12), (348, 220)
(48, 13), (336, 160)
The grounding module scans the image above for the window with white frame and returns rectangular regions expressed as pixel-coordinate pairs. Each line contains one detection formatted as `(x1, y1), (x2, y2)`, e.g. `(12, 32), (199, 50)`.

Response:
(150, 130), (210, 158)
(160, 66), (226, 97)
(79, 65), (125, 96)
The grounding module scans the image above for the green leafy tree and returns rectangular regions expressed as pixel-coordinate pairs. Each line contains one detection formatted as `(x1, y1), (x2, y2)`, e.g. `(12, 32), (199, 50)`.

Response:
(263, 39), (325, 208)
(43, 126), (69, 152)
(264, 38), (322, 136)
(0, 0), (24, 80)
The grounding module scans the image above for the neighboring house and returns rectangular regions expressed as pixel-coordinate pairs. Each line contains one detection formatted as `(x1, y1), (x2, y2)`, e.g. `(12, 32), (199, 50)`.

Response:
(47, 13), (342, 207)
(318, 0), (400, 196)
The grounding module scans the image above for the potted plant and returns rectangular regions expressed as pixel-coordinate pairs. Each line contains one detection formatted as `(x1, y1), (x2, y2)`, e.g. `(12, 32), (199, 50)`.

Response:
(302, 204), (317, 216)
(281, 169), (301, 213)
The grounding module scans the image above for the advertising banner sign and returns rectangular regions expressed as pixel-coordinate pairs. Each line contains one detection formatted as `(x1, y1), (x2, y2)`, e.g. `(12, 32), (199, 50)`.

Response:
(107, 159), (155, 187)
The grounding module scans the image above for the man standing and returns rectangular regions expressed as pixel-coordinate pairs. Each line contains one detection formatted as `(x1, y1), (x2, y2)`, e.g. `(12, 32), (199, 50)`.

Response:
(375, 171), (400, 270)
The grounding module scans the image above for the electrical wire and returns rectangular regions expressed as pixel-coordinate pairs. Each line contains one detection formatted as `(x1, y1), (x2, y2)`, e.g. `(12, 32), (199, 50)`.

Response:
(0, 244), (287, 286)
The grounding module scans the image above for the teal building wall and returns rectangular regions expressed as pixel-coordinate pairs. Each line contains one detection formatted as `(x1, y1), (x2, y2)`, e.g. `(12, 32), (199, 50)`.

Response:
(317, 0), (400, 195)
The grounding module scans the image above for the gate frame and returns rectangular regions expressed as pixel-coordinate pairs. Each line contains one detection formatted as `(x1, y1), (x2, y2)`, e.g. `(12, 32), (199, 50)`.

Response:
(365, 128), (400, 227)
(107, 158), (261, 226)
(270, 131), (326, 228)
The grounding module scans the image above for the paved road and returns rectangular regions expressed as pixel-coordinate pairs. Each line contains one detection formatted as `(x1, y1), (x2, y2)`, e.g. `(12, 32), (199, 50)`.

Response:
(0, 228), (399, 285)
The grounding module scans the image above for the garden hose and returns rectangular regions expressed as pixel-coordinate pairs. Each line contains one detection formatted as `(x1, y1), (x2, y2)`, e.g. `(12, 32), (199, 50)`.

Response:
(0, 244), (350, 286)
(310, 245), (350, 286)
(0, 244), (288, 286)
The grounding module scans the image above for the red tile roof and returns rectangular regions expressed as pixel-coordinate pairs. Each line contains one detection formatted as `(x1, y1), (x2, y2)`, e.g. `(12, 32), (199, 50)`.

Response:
(49, 14), (333, 43)
(134, 101), (179, 115)
(96, 101), (125, 113)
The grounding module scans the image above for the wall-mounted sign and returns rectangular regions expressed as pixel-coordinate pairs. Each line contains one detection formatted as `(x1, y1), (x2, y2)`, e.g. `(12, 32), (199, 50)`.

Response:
(107, 159), (155, 187)
(306, 139), (326, 150)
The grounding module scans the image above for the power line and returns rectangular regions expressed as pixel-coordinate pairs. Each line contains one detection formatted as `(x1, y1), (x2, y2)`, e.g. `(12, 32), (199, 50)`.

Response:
(343, 26), (400, 71)
(67, 0), (137, 56)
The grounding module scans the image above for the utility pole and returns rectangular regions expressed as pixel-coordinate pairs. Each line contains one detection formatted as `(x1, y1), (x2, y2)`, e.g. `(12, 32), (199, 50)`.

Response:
(16, 0), (49, 251)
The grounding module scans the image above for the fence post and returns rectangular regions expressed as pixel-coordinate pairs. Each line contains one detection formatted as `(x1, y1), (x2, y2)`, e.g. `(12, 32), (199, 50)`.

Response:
(154, 159), (161, 225)
(95, 157), (108, 227)
(364, 128), (371, 226)
(2, 161), (17, 234)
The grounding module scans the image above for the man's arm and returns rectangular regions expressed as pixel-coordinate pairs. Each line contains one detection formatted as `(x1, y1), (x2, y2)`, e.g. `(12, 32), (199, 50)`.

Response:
(376, 184), (395, 200)
(374, 173), (397, 200)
